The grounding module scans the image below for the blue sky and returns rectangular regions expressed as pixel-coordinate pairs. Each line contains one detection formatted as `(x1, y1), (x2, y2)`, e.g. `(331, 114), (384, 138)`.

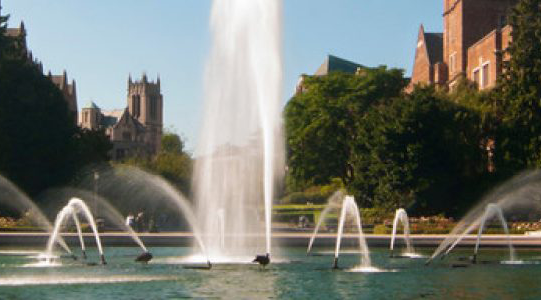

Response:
(3, 0), (442, 152)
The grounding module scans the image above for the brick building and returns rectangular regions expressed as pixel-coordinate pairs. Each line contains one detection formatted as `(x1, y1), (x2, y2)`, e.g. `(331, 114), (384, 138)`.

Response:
(410, 0), (517, 90)
(80, 74), (163, 160)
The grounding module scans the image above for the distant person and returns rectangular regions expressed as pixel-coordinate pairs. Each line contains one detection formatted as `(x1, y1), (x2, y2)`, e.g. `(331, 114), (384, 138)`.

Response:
(126, 213), (135, 228)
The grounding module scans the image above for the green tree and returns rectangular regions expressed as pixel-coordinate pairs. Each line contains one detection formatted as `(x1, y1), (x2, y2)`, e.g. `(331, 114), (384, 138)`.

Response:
(351, 86), (485, 215)
(284, 68), (406, 191)
(124, 132), (192, 194)
(497, 0), (541, 169)
(0, 12), (111, 201)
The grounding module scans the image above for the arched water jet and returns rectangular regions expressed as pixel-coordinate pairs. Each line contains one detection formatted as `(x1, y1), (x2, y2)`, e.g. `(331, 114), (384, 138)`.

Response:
(0, 175), (71, 254)
(307, 190), (344, 254)
(390, 208), (414, 257)
(333, 196), (371, 270)
(427, 170), (541, 265)
(45, 198), (106, 265)
(472, 203), (516, 263)
(71, 212), (86, 259)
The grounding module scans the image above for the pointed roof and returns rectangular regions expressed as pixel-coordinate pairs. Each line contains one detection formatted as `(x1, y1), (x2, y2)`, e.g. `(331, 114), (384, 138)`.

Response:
(114, 108), (145, 132)
(83, 101), (99, 109)
(314, 55), (366, 75)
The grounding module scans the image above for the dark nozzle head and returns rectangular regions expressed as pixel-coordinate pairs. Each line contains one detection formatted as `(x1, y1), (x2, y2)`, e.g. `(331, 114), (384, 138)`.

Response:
(135, 252), (153, 263)
(470, 254), (477, 264)
(82, 250), (87, 260)
(253, 253), (270, 266)
(332, 257), (339, 270)
(71, 254), (78, 261)
(100, 254), (107, 265)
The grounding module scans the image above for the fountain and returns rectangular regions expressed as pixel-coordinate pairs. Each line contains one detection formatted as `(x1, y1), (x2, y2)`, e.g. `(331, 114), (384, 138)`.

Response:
(427, 170), (541, 265)
(0, 175), (71, 254)
(472, 204), (515, 263)
(389, 208), (416, 258)
(194, 0), (283, 263)
(44, 198), (106, 265)
(39, 186), (152, 262)
(307, 190), (345, 254)
(332, 196), (371, 270)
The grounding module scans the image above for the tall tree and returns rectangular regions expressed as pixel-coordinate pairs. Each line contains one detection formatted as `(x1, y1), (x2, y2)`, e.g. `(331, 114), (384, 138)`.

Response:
(284, 68), (406, 191)
(497, 0), (541, 169)
(352, 87), (484, 215)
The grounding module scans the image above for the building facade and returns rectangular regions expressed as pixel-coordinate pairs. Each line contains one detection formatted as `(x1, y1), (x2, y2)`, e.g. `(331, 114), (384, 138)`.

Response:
(80, 74), (163, 160)
(3, 16), (78, 124)
(409, 0), (517, 90)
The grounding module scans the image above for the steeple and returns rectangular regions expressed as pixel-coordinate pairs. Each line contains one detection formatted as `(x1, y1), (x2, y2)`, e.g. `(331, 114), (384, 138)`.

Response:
(157, 74), (160, 87)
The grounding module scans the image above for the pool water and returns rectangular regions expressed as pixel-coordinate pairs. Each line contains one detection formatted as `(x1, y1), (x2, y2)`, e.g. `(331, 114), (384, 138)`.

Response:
(0, 246), (540, 299)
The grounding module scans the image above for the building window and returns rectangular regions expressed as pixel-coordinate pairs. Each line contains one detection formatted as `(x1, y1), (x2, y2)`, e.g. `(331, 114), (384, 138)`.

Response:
(150, 96), (158, 120)
(132, 95), (140, 118)
(473, 68), (480, 86)
(449, 53), (457, 75)
(482, 63), (490, 88)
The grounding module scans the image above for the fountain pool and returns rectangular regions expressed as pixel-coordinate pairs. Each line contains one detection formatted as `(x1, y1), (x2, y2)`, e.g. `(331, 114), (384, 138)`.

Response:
(0, 246), (540, 299)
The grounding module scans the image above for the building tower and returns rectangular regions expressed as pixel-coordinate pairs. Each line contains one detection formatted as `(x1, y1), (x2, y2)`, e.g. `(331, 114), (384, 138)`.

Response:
(127, 74), (163, 155)
(80, 101), (101, 130)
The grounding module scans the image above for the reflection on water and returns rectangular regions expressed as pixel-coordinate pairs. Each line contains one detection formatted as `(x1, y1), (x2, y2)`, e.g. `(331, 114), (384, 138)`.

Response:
(0, 247), (540, 299)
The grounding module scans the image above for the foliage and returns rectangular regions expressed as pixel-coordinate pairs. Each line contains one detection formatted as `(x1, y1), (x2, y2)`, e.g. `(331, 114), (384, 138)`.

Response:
(351, 86), (485, 215)
(0, 12), (111, 202)
(123, 132), (192, 194)
(284, 68), (406, 191)
(496, 0), (541, 170)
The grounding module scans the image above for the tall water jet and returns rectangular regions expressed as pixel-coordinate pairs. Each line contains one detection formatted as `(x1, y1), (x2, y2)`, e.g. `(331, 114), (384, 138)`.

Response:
(389, 208), (414, 257)
(333, 196), (370, 269)
(307, 190), (344, 254)
(45, 198), (106, 264)
(195, 0), (283, 261)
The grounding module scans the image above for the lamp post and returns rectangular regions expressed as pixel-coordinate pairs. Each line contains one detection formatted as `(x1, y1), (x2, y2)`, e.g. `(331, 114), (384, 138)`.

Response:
(94, 171), (99, 217)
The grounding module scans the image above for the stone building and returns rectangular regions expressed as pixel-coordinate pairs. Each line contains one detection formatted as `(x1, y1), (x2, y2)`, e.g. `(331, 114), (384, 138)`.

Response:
(409, 0), (517, 90)
(3, 14), (78, 124)
(49, 71), (78, 125)
(80, 74), (163, 160)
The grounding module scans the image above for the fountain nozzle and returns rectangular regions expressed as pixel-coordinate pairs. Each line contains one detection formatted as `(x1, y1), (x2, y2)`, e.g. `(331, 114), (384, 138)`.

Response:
(332, 257), (339, 269)
(471, 254), (477, 264)
(71, 254), (78, 261)
(100, 254), (107, 265)
(82, 250), (87, 260)
(135, 251), (153, 263)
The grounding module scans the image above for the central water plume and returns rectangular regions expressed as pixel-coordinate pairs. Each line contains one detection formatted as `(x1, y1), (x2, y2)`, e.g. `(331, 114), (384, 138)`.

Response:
(195, 0), (283, 260)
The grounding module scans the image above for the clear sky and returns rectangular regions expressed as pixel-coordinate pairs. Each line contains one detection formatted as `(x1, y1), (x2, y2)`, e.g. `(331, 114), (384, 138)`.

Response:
(2, 0), (442, 153)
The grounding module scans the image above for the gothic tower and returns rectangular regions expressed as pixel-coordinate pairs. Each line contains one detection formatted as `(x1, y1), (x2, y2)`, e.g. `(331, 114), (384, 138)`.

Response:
(127, 74), (163, 154)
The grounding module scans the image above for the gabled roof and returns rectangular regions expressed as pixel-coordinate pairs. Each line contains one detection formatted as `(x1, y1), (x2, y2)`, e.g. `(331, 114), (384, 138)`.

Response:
(314, 55), (365, 75)
(424, 32), (443, 64)
(114, 108), (145, 132)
